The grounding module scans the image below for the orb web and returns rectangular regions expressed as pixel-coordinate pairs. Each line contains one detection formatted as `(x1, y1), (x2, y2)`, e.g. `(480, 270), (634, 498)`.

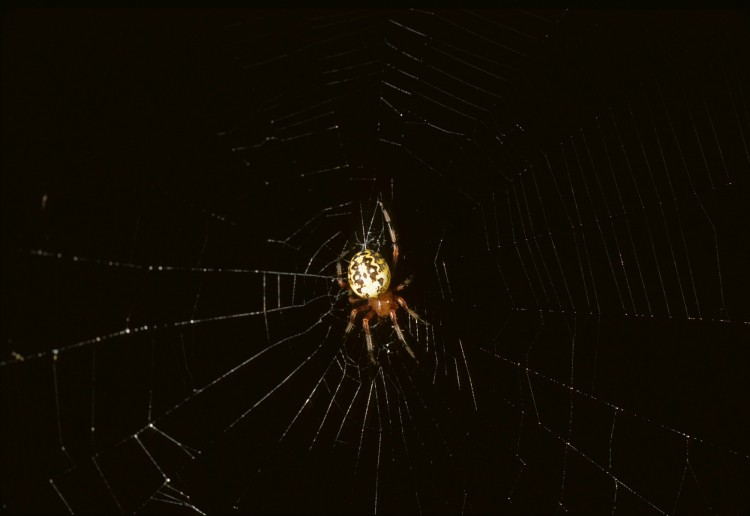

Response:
(2, 9), (749, 515)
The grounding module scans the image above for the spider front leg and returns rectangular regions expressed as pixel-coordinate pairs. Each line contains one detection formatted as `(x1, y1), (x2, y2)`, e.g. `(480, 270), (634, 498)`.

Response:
(362, 311), (378, 365)
(344, 302), (370, 340)
(389, 310), (418, 363)
(396, 295), (429, 325)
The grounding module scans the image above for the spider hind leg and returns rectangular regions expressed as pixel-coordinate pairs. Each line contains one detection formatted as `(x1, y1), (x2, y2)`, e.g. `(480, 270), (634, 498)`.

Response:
(378, 201), (399, 269)
(336, 247), (351, 290)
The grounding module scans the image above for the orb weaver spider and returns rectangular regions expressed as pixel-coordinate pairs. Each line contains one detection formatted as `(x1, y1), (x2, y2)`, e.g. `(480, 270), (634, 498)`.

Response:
(337, 201), (428, 366)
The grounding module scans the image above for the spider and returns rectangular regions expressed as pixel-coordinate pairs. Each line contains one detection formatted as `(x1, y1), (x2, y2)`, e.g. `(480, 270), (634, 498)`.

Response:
(337, 201), (428, 366)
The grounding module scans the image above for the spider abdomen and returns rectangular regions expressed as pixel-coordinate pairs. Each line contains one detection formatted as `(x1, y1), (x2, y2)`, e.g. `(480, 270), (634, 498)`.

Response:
(348, 249), (391, 299)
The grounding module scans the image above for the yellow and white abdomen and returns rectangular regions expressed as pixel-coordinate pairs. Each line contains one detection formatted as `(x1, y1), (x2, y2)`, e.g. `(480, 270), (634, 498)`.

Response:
(347, 249), (391, 299)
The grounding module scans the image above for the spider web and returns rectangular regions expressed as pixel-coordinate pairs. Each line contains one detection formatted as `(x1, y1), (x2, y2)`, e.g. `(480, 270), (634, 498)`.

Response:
(2, 9), (750, 515)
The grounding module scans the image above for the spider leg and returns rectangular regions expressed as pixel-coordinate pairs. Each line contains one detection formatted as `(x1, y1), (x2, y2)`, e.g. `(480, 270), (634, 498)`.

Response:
(362, 311), (378, 365)
(344, 303), (370, 340)
(378, 201), (399, 269)
(389, 310), (418, 363)
(336, 248), (350, 289)
(396, 296), (429, 325)
(395, 275), (413, 292)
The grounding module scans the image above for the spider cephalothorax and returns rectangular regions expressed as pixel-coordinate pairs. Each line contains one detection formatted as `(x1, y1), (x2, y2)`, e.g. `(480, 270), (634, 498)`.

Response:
(337, 202), (427, 366)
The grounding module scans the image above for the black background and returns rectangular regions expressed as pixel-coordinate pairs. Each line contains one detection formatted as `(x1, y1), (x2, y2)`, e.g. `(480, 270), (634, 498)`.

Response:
(2, 9), (750, 515)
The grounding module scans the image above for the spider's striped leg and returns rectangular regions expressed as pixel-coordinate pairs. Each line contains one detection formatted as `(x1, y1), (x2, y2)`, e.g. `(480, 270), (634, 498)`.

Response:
(378, 201), (399, 269)
(395, 275), (413, 292)
(389, 310), (418, 363)
(362, 311), (378, 365)
(396, 296), (429, 325)
(336, 248), (350, 289)
(344, 303), (369, 339)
